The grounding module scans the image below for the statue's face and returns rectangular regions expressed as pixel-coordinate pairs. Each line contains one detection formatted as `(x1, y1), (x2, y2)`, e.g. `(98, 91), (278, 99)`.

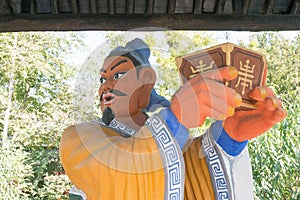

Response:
(98, 56), (143, 118)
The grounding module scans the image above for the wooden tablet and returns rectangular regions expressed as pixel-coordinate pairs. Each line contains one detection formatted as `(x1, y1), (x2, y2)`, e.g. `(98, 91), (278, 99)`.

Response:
(176, 43), (268, 110)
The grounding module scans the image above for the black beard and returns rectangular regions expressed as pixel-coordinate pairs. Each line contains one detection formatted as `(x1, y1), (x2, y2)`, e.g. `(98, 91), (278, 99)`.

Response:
(102, 107), (115, 126)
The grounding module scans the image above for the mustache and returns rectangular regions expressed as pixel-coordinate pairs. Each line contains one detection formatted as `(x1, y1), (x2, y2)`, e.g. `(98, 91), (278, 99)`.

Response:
(100, 89), (127, 101)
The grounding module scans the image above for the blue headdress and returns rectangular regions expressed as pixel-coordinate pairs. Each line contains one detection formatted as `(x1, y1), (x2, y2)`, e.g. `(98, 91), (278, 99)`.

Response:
(106, 38), (151, 68)
(107, 38), (170, 111)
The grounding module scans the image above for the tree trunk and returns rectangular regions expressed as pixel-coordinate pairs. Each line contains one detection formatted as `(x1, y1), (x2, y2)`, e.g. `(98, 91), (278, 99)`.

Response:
(2, 74), (13, 148)
(2, 33), (17, 148)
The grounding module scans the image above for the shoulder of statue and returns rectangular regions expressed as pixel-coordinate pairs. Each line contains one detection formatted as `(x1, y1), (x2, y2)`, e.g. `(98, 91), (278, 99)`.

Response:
(61, 121), (103, 139)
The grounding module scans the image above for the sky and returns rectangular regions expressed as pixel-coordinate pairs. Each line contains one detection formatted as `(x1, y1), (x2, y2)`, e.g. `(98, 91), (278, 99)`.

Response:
(71, 30), (299, 66)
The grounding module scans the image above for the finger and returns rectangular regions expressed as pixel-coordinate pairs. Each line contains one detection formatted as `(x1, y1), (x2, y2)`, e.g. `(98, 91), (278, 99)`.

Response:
(192, 66), (238, 82)
(265, 97), (283, 111)
(196, 90), (236, 118)
(173, 87), (236, 125)
(200, 79), (234, 97)
(190, 79), (242, 107)
(273, 108), (287, 122)
(170, 94), (202, 128)
(249, 86), (275, 101)
(200, 103), (232, 121)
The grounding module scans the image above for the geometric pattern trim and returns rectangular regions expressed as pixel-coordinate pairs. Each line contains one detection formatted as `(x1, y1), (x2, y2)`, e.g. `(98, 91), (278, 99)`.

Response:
(202, 130), (232, 200)
(146, 114), (185, 200)
(97, 118), (136, 137)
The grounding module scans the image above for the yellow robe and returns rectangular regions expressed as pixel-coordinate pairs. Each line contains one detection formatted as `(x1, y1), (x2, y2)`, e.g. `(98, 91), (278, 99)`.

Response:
(60, 118), (214, 200)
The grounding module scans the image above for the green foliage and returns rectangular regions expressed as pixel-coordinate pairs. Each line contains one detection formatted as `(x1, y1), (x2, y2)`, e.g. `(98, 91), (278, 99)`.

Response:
(0, 32), (83, 199)
(0, 143), (33, 199)
(243, 32), (300, 199)
(0, 32), (81, 146)
(249, 129), (299, 199)
(38, 174), (72, 200)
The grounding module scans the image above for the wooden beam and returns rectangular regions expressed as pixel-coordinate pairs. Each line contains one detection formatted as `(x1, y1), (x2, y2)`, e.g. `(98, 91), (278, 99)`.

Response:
(216, 0), (226, 14)
(30, 0), (35, 14)
(10, 0), (22, 13)
(71, 0), (79, 13)
(97, 0), (109, 13)
(167, 0), (176, 14)
(291, 0), (300, 15)
(263, 0), (275, 15)
(21, 0), (31, 13)
(194, 0), (203, 14)
(51, 0), (59, 14)
(232, 0), (242, 14)
(127, 0), (134, 14)
(0, 0), (10, 14)
(90, 0), (98, 13)
(203, 0), (216, 13)
(58, 0), (72, 13)
(146, 0), (154, 14)
(0, 14), (299, 32)
(223, 0), (233, 14)
(78, 0), (90, 13)
(108, 0), (115, 14)
(242, 0), (250, 14)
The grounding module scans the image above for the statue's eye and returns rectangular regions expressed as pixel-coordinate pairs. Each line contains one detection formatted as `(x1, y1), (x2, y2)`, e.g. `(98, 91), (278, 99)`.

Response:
(99, 77), (106, 84)
(113, 72), (125, 80)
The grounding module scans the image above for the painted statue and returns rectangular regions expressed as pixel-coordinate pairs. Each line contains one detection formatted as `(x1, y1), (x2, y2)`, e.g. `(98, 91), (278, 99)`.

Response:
(60, 38), (286, 200)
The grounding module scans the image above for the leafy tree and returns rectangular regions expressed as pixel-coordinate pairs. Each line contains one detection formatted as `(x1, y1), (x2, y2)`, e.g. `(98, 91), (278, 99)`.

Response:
(0, 32), (85, 199)
(0, 142), (33, 199)
(241, 32), (300, 200)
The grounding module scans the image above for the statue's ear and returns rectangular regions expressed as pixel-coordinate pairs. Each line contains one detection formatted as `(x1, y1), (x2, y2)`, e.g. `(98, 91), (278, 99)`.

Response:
(139, 67), (156, 85)
(137, 67), (156, 108)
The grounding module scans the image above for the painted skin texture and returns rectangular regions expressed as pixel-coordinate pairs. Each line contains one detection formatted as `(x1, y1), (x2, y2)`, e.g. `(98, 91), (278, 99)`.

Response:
(170, 66), (287, 141)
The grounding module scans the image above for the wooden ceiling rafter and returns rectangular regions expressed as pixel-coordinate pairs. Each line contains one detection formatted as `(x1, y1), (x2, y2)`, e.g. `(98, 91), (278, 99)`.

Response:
(242, 0), (250, 15)
(167, 0), (175, 14)
(0, 0), (299, 32)
(127, 0), (134, 14)
(193, 0), (203, 14)
(264, 0), (275, 15)
(146, 0), (154, 14)
(291, 0), (300, 15)
(216, 0), (226, 14)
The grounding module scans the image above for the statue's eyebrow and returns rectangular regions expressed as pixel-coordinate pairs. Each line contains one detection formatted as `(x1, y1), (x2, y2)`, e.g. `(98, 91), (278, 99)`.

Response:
(111, 59), (128, 71)
(100, 59), (128, 73)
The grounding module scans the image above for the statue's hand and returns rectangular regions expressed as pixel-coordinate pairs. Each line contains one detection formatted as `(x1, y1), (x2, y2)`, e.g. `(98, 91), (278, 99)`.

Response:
(170, 66), (242, 128)
(223, 86), (287, 142)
